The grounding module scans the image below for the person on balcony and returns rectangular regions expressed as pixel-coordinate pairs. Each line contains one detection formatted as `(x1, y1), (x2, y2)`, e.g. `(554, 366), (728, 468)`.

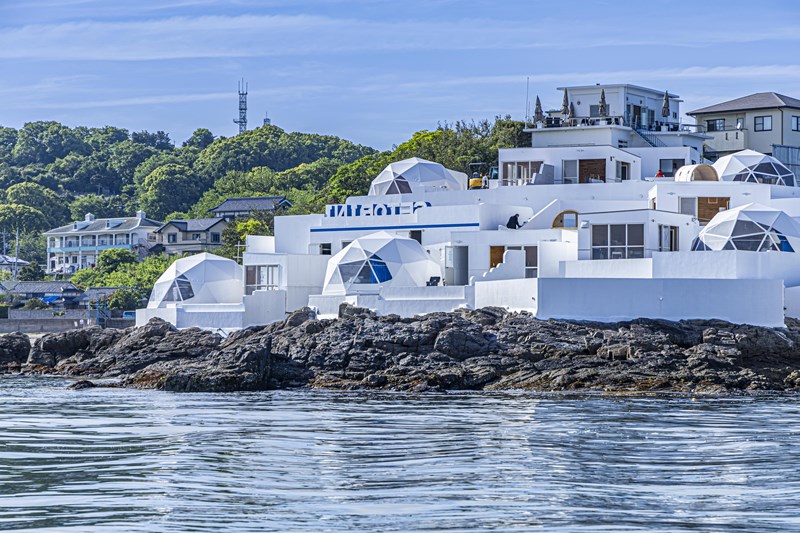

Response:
(506, 214), (522, 229)
(655, 169), (665, 178)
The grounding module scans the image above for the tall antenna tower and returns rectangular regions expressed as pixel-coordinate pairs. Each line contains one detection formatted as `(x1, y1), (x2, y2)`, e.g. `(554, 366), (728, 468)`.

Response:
(263, 111), (271, 126)
(233, 78), (248, 134)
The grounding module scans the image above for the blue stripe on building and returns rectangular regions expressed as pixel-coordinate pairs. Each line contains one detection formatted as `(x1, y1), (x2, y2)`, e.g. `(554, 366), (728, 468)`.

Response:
(310, 222), (480, 233)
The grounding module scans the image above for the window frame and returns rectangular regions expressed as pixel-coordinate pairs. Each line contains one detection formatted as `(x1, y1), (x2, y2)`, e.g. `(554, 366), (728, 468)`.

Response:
(754, 115), (772, 132)
(590, 223), (646, 260)
(792, 115), (800, 132)
(706, 118), (725, 132)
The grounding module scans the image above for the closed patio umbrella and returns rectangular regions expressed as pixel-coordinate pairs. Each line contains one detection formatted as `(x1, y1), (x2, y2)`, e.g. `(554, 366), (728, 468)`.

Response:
(662, 91), (670, 118)
(598, 89), (608, 117)
(534, 96), (544, 122)
(561, 89), (569, 116)
(568, 102), (576, 120)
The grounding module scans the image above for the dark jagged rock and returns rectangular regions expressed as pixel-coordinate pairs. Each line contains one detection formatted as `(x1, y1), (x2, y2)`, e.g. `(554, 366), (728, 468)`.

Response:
(0, 332), (32, 372)
(69, 380), (96, 390)
(11, 306), (800, 393)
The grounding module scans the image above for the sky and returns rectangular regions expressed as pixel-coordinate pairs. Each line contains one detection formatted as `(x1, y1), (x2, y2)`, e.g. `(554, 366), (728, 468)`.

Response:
(1, 0), (799, 150)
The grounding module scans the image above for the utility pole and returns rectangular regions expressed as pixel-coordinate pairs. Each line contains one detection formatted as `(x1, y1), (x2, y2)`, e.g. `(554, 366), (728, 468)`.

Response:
(233, 78), (248, 134)
(13, 226), (19, 281)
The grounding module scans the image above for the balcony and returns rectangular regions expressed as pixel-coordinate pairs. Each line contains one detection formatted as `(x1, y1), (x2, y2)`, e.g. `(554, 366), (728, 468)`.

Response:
(705, 128), (747, 153)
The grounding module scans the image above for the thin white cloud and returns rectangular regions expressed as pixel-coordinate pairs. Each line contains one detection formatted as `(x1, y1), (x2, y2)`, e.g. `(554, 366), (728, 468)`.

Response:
(1, 14), (799, 61)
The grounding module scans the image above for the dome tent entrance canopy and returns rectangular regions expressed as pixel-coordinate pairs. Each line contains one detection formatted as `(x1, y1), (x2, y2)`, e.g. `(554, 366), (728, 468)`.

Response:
(368, 158), (467, 196)
(322, 231), (442, 295)
(692, 203), (800, 252)
(148, 252), (244, 308)
(674, 163), (718, 182)
(712, 149), (796, 187)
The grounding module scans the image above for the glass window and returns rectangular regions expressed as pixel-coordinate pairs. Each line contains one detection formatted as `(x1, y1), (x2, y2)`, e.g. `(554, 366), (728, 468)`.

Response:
(679, 197), (697, 217)
(706, 119), (725, 132)
(592, 224), (608, 246)
(320, 243), (332, 255)
(192, 233), (201, 240)
(793, 116), (800, 132)
(610, 225), (626, 246)
(210, 232), (220, 243)
(167, 233), (177, 243)
(591, 224), (645, 260)
(628, 224), (644, 246)
(245, 265), (280, 294)
(562, 160), (578, 183)
(754, 116), (772, 131)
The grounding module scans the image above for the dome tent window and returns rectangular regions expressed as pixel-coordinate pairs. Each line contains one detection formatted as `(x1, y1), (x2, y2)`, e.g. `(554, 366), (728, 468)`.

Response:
(385, 176), (413, 194)
(692, 203), (800, 252)
(164, 275), (195, 302)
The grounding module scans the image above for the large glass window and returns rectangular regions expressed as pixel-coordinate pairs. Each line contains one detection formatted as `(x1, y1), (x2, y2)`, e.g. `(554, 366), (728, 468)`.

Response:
(793, 116), (800, 132)
(591, 224), (645, 259)
(524, 246), (538, 278)
(679, 197), (697, 217)
(562, 160), (578, 184)
(754, 116), (772, 131)
(245, 265), (280, 295)
(706, 119), (725, 132)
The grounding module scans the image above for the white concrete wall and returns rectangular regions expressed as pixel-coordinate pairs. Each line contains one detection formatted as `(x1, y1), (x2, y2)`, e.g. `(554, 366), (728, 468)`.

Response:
(538, 241), (578, 277)
(474, 249), (525, 281)
(136, 304), (245, 330)
(244, 289), (286, 327)
(536, 277), (784, 327)
(474, 278), (538, 312)
(560, 258), (653, 278)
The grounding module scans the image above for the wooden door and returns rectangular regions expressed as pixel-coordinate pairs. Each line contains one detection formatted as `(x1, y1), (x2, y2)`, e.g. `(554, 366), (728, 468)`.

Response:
(490, 246), (505, 269)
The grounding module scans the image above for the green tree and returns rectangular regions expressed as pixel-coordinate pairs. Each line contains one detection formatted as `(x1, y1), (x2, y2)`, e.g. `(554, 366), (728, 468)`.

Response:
(22, 298), (49, 310)
(6, 182), (70, 227)
(17, 261), (45, 281)
(139, 163), (201, 220)
(132, 130), (173, 150)
(182, 128), (214, 149)
(96, 248), (138, 275)
(69, 194), (128, 220)
(108, 140), (156, 187)
(12, 121), (89, 165)
(107, 288), (140, 310)
(0, 127), (18, 162)
(85, 126), (129, 151)
(0, 204), (48, 232)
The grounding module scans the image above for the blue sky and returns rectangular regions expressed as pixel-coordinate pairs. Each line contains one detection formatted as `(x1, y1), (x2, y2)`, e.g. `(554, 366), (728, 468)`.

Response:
(1, 0), (799, 150)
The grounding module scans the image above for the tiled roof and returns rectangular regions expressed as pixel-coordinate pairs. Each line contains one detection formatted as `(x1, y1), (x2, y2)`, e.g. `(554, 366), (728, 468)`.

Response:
(208, 196), (291, 214)
(155, 218), (226, 233)
(44, 216), (163, 236)
(0, 255), (29, 266)
(0, 281), (82, 294)
(688, 92), (800, 115)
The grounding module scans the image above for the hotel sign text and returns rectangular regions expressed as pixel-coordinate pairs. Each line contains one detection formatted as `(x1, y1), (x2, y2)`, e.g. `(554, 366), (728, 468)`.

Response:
(325, 201), (431, 218)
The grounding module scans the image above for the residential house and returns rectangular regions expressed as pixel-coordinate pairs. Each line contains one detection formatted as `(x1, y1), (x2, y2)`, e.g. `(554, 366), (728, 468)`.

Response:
(688, 92), (800, 159)
(150, 218), (230, 255)
(44, 211), (162, 274)
(0, 281), (83, 308)
(208, 196), (292, 220)
(0, 255), (29, 274)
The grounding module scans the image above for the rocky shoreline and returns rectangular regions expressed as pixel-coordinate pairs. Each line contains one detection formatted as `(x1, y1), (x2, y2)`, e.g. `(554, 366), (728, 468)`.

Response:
(3, 305), (800, 393)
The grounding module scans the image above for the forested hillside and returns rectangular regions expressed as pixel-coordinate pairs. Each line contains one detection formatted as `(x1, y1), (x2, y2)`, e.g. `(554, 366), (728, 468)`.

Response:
(0, 116), (527, 270)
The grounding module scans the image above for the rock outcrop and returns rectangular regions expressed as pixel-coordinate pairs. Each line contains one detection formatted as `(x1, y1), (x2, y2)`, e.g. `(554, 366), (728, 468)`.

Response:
(15, 306), (800, 393)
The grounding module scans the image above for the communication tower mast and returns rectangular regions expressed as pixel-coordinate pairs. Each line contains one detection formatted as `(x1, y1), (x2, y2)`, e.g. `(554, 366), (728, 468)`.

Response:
(233, 79), (248, 134)
(263, 111), (271, 126)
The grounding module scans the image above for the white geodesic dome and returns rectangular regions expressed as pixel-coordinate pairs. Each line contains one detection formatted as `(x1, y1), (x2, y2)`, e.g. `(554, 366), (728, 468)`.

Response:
(322, 231), (442, 295)
(692, 203), (800, 252)
(712, 149), (796, 187)
(368, 158), (467, 196)
(147, 253), (244, 308)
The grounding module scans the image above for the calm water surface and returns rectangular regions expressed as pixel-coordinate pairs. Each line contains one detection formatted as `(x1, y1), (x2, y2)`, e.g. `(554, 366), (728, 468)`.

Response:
(0, 376), (799, 532)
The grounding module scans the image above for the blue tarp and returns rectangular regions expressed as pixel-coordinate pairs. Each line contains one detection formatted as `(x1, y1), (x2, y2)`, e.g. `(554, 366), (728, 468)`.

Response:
(40, 296), (60, 304)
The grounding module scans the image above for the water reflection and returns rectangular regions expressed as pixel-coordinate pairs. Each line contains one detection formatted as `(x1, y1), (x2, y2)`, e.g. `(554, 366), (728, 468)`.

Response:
(0, 377), (799, 531)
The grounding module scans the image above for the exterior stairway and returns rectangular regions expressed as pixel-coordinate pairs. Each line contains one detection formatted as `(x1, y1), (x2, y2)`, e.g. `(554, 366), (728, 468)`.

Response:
(634, 127), (667, 147)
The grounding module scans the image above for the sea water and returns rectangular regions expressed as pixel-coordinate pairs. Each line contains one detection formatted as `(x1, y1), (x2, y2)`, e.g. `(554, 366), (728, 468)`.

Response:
(1, 376), (799, 532)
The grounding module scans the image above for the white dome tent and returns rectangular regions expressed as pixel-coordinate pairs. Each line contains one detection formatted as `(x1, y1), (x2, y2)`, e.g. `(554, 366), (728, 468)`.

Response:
(692, 203), (800, 252)
(322, 231), (442, 295)
(147, 252), (244, 308)
(712, 149), (796, 187)
(368, 158), (467, 196)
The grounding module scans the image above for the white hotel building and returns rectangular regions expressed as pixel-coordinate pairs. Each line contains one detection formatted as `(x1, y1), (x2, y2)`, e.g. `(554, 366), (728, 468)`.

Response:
(138, 84), (800, 330)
